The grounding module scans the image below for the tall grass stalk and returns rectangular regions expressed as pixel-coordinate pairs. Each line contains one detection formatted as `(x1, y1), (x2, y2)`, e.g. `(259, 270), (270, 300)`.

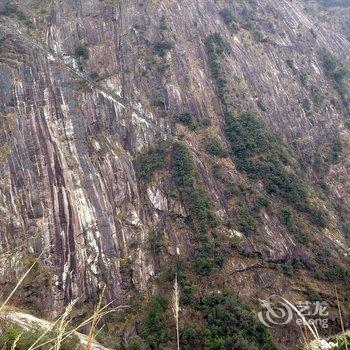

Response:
(86, 287), (105, 350)
(10, 333), (21, 350)
(172, 273), (180, 350)
(335, 286), (348, 350)
(281, 297), (320, 341)
(33, 303), (116, 350)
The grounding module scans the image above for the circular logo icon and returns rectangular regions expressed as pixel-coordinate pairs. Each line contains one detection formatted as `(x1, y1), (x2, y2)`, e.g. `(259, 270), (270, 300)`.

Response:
(258, 295), (294, 328)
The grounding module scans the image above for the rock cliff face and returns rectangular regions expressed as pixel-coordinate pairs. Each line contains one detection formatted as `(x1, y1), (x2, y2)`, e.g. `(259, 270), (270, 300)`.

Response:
(0, 0), (350, 348)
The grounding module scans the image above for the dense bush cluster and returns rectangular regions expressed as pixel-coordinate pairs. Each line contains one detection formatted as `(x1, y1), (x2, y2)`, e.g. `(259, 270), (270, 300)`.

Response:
(0, 0), (30, 24)
(199, 292), (278, 349)
(194, 234), (225, 275)
(237, 205), (256, 234)
(126, 336), (146, 350)
(205, 33), (229, 104)
(136, 143), (169, 182)
(153, 40), (172, 57)
(172, 142), (223, 274)
(172, 142), (219, 230)
(340, 221), (350, 240)
(180, 325), (200, 349)
(141, 295), (169, 349)
(320, 49), (350, 107)
(280, 208), (307, 244)
(75, 43), (89, 60)
(219, 8), (238, 32)
(138, 290), (278, 349)
(328, 137), (343, 164)
(0, 0), (17, 16)
(203, 137), (227, 157)
(176, 112), (195, 128)
(225, 112), (326, 227)
(315, 250), (350, 286)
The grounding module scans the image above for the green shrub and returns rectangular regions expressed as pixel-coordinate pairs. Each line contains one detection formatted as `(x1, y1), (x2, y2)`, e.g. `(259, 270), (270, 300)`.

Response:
(238, 206), (256, 234)
(336, 335), (350, 350)
(153, 40), (172, 57)
(187, 188), (219, 228)
(299, 70), (308, 86)
(159, 15), (168, 31)
(75, 43), (89, 60)
(0, 0), (30, 24)
(340, 221), (350, 240)
(205, 33), (227, 56)
(257, 99), (267, 111)
(0, 1), (17, 16)
(281, 208), (292, 226)
(141, 295), (169, 348)
(225, 112), (327, 227)
(172, 142), (223, 274)
(302, 98), (311, 111)
(127, 336), (147, 350)
(89, 71), (99, 80)
(204, 137), (227, 157)
(176, 112), (195, 128)
(180, 325), (199, 349)
(149, 230), (164, 255)
(205, 33), (229, 103)
(172, 142), (195, 189)
(181, 279), (197, 305)
(219, 8), (238, 32)
(172, 143), (219, 229)
(306, 286), (322, 302)
(286, 58), (295, 69)
(307, 206), (326, 227)
(315, 250), (350, 286)
(194, 235), (225, 275)
(320, 49), (350, 107)
(154, 94), (165, 108)
(280, 209), (308, 243)
(252, 29), (267, 42)
(328, 137), (342, 164)
(137, 143), (168, 181)
(255, 197), (269, 210)
(199, 292), (278, 350)
(310, 85), (326, 106)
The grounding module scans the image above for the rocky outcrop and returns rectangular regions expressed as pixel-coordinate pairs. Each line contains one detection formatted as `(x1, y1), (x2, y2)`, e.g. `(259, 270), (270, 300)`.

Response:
(0, 311), (111, 350)
(0, 0), (349, 347)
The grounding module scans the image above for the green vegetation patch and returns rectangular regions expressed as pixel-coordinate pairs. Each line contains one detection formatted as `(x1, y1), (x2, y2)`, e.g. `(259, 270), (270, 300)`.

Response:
(199, 292), (278, 350)
(141, 295), (169, 348)
(203, 137), (227, 157)
(205, 33), (229, 104)
(328, 136), (343, 164)
(153, 40), (172, 57)
(136, 142), (169, 182)
(0, 0), (30, 24)
(172, 142), (219, 231)
(320, 49), (350, 107)
(75, 43), (89, 60)
(225, 112), (326, 227)
(172, 142), (224, 274)
(219, 8), (238, 32)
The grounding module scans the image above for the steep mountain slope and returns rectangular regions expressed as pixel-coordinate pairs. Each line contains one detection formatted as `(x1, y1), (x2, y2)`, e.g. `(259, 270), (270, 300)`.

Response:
(0, 0), (350, 348)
